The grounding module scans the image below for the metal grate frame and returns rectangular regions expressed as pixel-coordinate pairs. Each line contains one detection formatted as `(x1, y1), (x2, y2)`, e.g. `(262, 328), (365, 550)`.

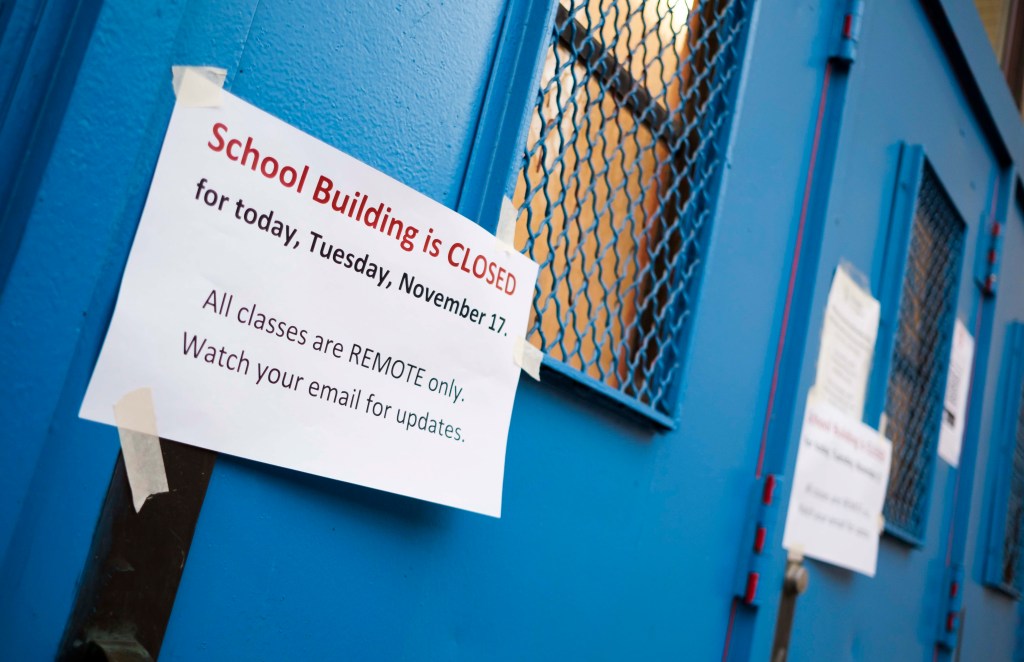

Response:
(880, 159), (966, 544)
(512, 0), (751, 424)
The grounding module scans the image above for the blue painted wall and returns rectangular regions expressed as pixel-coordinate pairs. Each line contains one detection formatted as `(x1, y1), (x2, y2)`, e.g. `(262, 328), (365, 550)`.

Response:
(2, 0), (1024, 659)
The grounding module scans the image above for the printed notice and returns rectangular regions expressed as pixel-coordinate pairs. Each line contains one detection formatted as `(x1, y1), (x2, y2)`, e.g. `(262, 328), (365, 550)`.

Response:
(782, 398), (892, 576)
(813, 264), (881, 420)
(938, 320), (975, 467)
(80, 78), (538, 517)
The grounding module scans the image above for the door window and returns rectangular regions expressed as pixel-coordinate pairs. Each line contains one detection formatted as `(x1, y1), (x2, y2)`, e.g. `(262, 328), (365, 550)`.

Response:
(511, 0), (750, 422)
(881, 161), (966, 543)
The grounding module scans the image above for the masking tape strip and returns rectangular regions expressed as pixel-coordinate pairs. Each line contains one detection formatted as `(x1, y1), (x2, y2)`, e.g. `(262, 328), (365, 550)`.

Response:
(113, 388), (169, 513)
(171, 65), (227, 107)
(837, 258), (871, 292)
(513, 337), (543, 381)
(495, 196), (518, 252)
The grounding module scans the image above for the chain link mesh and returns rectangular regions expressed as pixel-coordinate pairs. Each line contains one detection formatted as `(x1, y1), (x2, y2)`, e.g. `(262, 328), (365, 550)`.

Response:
(511, 0), (749, 415)
(883, 163), (965, 540)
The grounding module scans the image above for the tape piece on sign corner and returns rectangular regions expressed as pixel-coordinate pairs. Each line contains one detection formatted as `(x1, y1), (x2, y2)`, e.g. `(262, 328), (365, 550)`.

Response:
(495, 196), (518, 252)
(513, 337), (543, 381)
(113, 387), (169, 513)
(171, 65), (227, 107)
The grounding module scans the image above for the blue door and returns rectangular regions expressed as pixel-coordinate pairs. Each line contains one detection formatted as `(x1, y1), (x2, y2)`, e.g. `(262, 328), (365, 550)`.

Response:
(6, 0), (1022, 660)
(957, 190), (1024, 661)
(0, 0), (792, 658)
(750, 1), (1024, 659)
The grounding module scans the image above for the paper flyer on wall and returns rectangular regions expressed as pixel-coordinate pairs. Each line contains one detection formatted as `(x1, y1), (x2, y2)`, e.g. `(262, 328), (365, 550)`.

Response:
(81, 71), (539, 517)
(782, 397), (892, 576)
(812, 264), (881, 420)
(938, 319), (975, 467)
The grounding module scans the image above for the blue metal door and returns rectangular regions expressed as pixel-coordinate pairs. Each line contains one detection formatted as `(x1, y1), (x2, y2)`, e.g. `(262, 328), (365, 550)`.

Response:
(956, 189), (1024, 661)
(0, 0), (790, 658)
(749, 1), (1023, 659)
(7, 0), (1023, 659)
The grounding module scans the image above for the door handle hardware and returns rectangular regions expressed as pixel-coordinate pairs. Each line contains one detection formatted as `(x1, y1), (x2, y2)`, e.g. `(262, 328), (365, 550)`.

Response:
(771, 553), (809, 662)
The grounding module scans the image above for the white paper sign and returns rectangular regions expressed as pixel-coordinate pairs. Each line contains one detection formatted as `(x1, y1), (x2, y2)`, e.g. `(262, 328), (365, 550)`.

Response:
(938, 320), (975, 467)
(782, 398), (892, 576)
(813, 265), (881, 420)
(81, 82), (538, 517)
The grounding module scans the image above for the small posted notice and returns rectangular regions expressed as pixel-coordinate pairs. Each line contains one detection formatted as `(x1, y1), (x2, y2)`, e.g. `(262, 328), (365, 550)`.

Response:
(813, 264), (881, 420)
(782, 397), (892, 576)
(80, 72), (539, 517)
(938, 320), (975, 467)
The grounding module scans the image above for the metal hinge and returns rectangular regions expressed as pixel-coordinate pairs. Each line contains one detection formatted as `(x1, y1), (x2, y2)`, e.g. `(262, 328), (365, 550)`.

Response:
(829, 0), (865, 64)
(937, 563), (965, 649)
(734, 474), (784, 606)
(974, 219), (1003, 296)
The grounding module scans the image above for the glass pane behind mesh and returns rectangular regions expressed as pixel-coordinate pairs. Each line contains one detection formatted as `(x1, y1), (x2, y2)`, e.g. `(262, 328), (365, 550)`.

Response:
(882, 163), (965, 540)
(512, 0), (749, 415)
